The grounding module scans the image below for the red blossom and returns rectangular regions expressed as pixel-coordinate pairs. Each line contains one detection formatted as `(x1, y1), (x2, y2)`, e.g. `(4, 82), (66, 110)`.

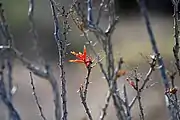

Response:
(126, 78), (136, 90)
(69, 45), (93, 68)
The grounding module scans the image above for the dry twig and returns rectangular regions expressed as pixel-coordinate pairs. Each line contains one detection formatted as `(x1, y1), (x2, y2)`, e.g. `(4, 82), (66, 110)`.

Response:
(29, 72), (47, 120)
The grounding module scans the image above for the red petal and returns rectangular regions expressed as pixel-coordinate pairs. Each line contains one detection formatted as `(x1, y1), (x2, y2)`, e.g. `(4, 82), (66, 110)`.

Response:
(76, 53), (84, 60)
(69, 59), (84, 63)
(71, 51), (78, 56)
(83, 45), (87, 60)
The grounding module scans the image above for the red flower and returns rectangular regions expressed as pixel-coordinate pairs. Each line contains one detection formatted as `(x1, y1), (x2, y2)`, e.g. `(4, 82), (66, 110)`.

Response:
(126, 78), (136, 90)
(69, 46), (92, 68)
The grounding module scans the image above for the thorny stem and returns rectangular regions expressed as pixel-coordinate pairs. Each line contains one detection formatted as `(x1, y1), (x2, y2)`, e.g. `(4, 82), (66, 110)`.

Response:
(123, 85), (131, 120)
(137, 0), (180, 118)
(172, 0), (180, 75)
(13, 47), (62, 120)
(6, 59), (13, 101)
(0, 3), (13, 48)
(129, 55), (157, 109)
(28, 0), (44, 64)
(15, 47), (62, 120)
(134, 70), (144, 120)
(72, 1), (127, 119)
(29, 72), (47, 120)
(70, 4), (109, 83)
(0, 3), (19, 120)
(0, 2), (14, 106)
(79, 67), (93, 120)
(6, 58), (13, 120)
(96, 0), (105, 25)
(137, 90), (144, 120)
(110, 58), (127, 120)
(0, 4), (13, 102)
(61, 6), (69, 120)
(112, 94), (126, 120)
(137, 0), (170, 90)
(99, 90), (111, 120)
(79, 86), (93, 120)
(0, 2), (62, 120)
(140, 56), (156, 91)
(84, 66), (92, 99)
(170, 72), (178, 102)
(87, 0), (93, 26)
(49, 1), (68, 120)
(0, 64), (21, 120)
(168, 71), (180, 119)
(106, 0), (116, 80)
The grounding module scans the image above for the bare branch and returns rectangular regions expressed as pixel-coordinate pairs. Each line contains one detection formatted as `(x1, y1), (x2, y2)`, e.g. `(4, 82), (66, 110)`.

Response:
(0, 3), (13, 48)
(99, 90), (111, 120)
(0, 10), (62, 120)
(49, 1), (68, 120)
(13, 47), (62, 120)
(134, 69), (144, 120)
(28, 0), (44, 64)
(83, 67), (92, 99)
(137, 0), (170, 90)
(72, 1), (127, 119)
(123, 85), (131, 120)
(171, 0), (180, 75)
(29, 72), (47, 120)
(0, 63), (21, 120)
(79, 85), (93, 120)
(129, 55), (157, 109)
(70, 11), (109, 83)
(87, 0), (93, 26)
(96, 0), (106, 25)
(129, 96), (137, 109)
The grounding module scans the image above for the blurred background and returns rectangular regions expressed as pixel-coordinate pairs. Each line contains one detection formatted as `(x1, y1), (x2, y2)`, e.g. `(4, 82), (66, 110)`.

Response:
(2, 0), (174, 61)
(0, 0), (178, 120)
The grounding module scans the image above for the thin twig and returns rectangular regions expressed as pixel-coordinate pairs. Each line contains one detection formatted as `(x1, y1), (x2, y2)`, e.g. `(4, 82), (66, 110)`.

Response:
(0, 3), (13, 48)
(0, 18), (61, 120)
(77, 65), (93, 120)
(167, 70), (180, 119)
(87, 0), (93, 26)
(96, 0), (105, 25)
(79, 85), (93, 120)
(29, 72), (47, 120)
(0, 3), (20, 120)
(137, 0), (170, 90)
(70, 13), (109, 82)
(99, 58), (124, 120)
(171, 0), (180, 75)
(72, 1), (126, 120)
(123, 84), (131, 120)
(6, 59), (13, 101)
(99, 90), (111, 120)
(13, 48), (62, 120)
(0, 63), (21, 120)
(1, 1), (62, 120)
(49, 1), (67, 120)
(28, 0), (44, 64)
(129, 55), (157, 109)
(134, 69), (144, 120)
(83, 67), (92, 99)
(6, 58), (13, 120)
